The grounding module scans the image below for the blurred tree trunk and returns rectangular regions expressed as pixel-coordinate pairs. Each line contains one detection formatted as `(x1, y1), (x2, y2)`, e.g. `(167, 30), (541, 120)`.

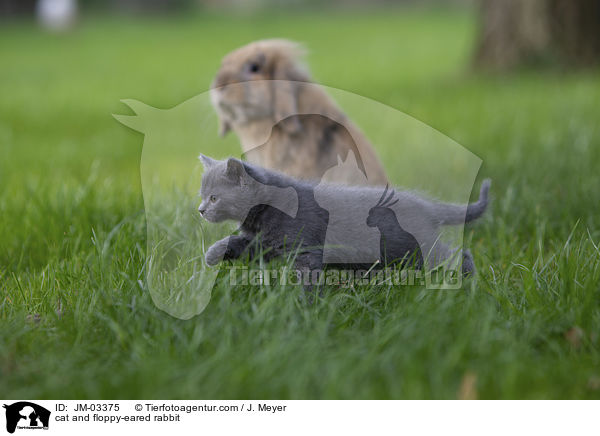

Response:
(474, 0), (600, 69)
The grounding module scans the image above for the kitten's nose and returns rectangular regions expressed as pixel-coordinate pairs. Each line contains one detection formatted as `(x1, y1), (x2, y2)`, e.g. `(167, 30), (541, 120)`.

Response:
(198, 206), (206, 215)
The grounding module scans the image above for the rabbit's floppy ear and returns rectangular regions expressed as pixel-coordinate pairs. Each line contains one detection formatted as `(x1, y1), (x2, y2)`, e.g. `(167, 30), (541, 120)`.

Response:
(211, 93), (232, 137)
(271, 80), (302, 135)
(268, 43), (309, 135)
(210, 81), (232, 137)
(218, 118), (231, 137)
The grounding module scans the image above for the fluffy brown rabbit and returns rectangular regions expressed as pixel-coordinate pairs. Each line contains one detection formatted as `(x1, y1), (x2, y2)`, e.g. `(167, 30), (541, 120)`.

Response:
(210, 39), (389, 186)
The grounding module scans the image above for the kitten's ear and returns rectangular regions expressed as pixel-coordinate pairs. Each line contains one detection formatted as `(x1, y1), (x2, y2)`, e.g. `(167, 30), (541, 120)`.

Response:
(199, 154), (217, 168)
(225, 158), (245, 184)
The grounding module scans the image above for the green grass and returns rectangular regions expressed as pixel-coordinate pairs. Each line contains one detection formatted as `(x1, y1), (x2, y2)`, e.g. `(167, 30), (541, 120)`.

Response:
(1, 7), (600, 399)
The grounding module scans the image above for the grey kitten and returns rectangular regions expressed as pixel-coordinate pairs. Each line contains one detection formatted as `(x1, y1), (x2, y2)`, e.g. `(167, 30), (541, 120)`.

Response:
(198, 155), (490, 280)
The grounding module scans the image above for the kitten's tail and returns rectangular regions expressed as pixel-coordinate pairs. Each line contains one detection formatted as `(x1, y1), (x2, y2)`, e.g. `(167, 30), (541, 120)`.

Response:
(436, 179), (491, 225)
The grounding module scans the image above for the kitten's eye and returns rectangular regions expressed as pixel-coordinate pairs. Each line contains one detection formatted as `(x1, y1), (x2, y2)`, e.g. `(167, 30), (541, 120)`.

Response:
(248, 62), (260, 73)
(210, 195), (217, 203)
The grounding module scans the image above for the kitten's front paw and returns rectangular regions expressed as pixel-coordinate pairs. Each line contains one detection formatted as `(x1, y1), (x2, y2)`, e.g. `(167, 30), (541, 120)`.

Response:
(205, 238), (229, 266)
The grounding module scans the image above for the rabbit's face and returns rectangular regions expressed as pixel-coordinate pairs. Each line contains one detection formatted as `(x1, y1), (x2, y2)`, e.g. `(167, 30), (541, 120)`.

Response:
(210, 40), (309, 136)
(210, 50), (273, 125)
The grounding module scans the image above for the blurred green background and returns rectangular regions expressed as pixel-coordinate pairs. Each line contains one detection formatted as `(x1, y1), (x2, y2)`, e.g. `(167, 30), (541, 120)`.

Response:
(1, 1), (599, 399)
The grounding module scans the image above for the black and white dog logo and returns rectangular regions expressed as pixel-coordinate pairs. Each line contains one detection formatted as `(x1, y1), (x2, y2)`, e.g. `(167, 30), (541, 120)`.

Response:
(3, 402), (50, 434)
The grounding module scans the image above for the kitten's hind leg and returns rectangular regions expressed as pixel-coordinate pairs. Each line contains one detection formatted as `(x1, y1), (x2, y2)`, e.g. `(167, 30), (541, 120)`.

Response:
(461, 249), (476, 278)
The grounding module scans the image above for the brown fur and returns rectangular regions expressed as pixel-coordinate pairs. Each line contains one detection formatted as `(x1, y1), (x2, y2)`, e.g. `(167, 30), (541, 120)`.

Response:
(210, 39), (389, 186)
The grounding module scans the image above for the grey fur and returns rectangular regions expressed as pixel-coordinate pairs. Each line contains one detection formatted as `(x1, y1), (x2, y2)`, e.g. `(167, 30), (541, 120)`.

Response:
(198, 155), (490, 278)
